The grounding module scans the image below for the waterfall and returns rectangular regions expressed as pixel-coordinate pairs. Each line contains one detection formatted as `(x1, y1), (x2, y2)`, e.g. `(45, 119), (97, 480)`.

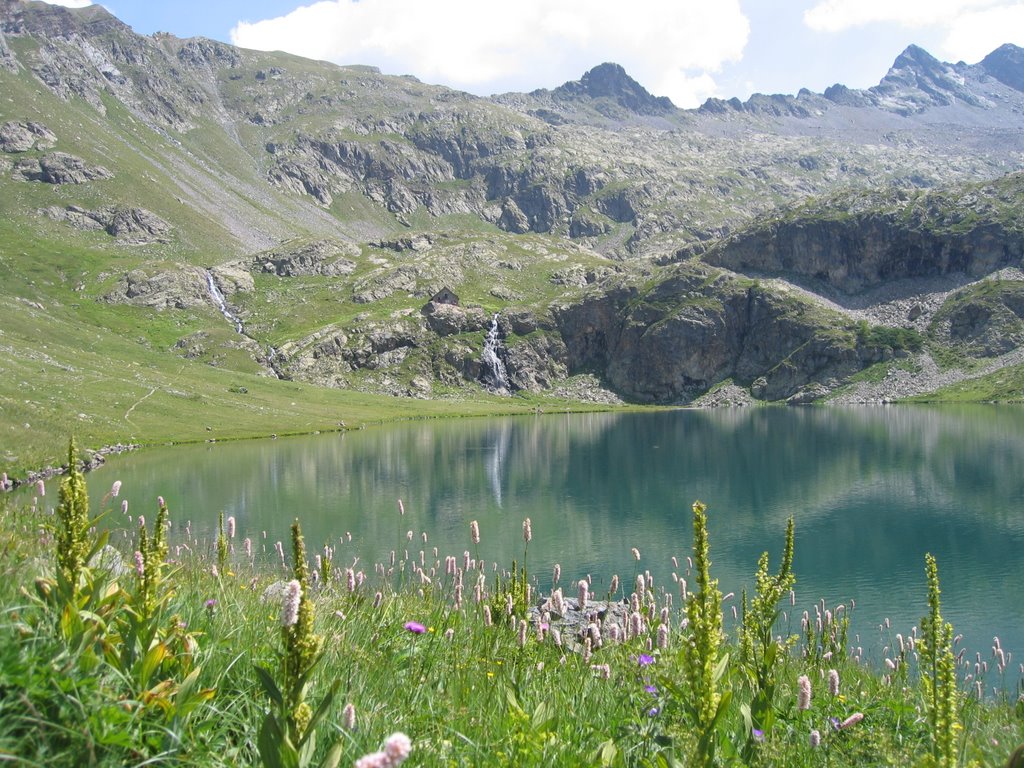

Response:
(481, 314), (510, 394)
(204, 270), (244, 334)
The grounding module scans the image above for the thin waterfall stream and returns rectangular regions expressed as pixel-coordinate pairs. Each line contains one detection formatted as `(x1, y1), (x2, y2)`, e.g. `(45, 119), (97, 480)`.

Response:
(204, 270), (244, 335)
(481, 314), (510, 394)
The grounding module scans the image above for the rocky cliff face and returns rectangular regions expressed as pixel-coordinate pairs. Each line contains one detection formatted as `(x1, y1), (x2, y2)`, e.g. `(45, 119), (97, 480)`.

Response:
(553, 265), (904, 403)
(703, 175), (1024, 295)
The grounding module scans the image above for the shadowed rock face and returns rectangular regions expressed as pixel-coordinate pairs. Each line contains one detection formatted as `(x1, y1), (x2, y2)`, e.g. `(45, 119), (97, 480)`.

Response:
(702, 177), (1024, 296)
(982, 44), (1024, 92)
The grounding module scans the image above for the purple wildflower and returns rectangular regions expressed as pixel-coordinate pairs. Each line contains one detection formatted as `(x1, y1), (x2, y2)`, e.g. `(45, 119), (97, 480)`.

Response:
(638, 653), (655, 667)
(404, 621), (427, 634)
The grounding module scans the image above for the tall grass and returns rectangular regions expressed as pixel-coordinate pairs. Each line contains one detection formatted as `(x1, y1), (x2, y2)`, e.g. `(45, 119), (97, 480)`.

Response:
(0, 464), (1022, 766)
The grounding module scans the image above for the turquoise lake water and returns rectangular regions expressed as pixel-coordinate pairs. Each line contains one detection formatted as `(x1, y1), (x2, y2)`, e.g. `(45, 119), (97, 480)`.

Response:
(37, 405), (1024, 687)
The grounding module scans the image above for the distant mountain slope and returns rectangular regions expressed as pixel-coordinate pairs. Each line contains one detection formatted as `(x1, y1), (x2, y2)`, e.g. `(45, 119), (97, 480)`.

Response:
(2, 0), (1024, 476)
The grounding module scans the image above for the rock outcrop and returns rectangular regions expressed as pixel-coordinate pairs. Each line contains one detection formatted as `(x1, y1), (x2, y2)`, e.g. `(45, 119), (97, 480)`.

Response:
(13, 152), (112, 184)
(254, 239), (359, 277)
(42, 205), (170, 243)
(104, 266), (212, 309)
(0, 120), (57, 152)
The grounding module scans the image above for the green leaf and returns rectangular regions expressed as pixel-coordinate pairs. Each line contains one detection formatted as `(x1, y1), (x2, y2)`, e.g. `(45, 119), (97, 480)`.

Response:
(531, 700), (554, 731)
(318, 741), (344, 768)
(300, 681), (338, 748)
(138, 641), (169, 687)
(298, 728), (316, 768)
(711, 652), (730, 685)
(255, 664), (285, 708)
(596, 739), (617, 767)
(259, 713), (300, 768)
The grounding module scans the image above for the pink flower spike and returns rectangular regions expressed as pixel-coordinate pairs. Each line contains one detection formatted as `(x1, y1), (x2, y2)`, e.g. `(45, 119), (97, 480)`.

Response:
(111, 480), (122, 497)
(839, 712), (864, 729)
(797, 674), (812, 710)
(384, 732), (412, 764)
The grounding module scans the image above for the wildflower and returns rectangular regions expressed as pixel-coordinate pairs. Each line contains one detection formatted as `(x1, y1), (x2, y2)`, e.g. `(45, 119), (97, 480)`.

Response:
(629, 611), (643, 639)
(648, 707), (659, 717)
(121, 499), (128, 514)
(578, 579), (589, 610)
(483, 605), (492, 626)
(645, 684), (657, 694)
(404, 621), (427, 634)
(839, 712), (864, 729)
(244, 537), (252, 558)
(470, 520), (480, 545)
(111, 480), (122, 497)
(157, 495), (164, 507)
(36, 479), (45, 497)
(828, 668), (840, 696)
(227, 516), (236, 538)
(752, 728), (765, 742)
(374, 591), (383, 608)
(518, 619), (527, 648)
(205, 598), (217, 615)
(397, 499), (404, 515)
(657, 623), (669, 649)
(810, 730), (821, 748)
(631, 547), (640, 561)
(609, 574), (619, 595)
(522, 517), (532, 543)
(133, 550), (144, 577)
(138, 515), (145, 528)
(638, 653), (655, 667)
(591, 663), (611, 679)
(797, 674), (812, 710)
(444, 628), (455, 641)
(342, 702), (356, 731)
(552, 563), (560, 584)
(384, 732), (412, 764)
(281, 580), (301, 627)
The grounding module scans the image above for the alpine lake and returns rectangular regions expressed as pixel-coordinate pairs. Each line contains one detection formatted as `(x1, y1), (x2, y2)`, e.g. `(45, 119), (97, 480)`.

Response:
(52, 405), (1024, 686)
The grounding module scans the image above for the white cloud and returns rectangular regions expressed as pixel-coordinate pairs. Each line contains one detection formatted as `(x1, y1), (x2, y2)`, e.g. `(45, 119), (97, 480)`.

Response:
(230, 0), (750, 108)
(803, 0), (1003, 31)
(941, 4), (1024, 61)
(804, 0), (1024, 62)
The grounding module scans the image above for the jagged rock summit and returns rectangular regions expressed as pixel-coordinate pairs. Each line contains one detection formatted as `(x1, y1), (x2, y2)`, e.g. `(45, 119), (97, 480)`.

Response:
(545, 62), (675, 115)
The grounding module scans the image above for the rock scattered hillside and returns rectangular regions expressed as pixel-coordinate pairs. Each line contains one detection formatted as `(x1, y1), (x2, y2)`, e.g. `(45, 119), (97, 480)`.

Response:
(2, 0), (1024, 407)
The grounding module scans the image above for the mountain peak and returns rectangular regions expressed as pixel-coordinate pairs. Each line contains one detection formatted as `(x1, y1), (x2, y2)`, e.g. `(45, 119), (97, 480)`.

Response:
(981, 43), (1024, 92)
(550, 62), (675, 115)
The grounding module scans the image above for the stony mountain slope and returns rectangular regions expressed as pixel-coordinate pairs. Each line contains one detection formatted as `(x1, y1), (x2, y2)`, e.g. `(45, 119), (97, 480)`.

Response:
(2, 0), (1024, 428)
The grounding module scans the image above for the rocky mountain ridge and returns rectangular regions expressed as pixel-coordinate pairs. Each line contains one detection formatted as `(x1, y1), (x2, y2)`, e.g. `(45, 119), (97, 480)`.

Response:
(2, 0), (1024, 408)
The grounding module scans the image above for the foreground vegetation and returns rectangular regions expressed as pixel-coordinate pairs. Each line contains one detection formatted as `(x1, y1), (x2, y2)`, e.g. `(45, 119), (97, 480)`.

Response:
(1, 442), (1022, 766)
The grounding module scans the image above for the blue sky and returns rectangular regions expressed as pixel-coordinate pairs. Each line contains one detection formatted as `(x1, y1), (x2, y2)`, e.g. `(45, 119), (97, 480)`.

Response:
(43, 0), (1024, 108)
